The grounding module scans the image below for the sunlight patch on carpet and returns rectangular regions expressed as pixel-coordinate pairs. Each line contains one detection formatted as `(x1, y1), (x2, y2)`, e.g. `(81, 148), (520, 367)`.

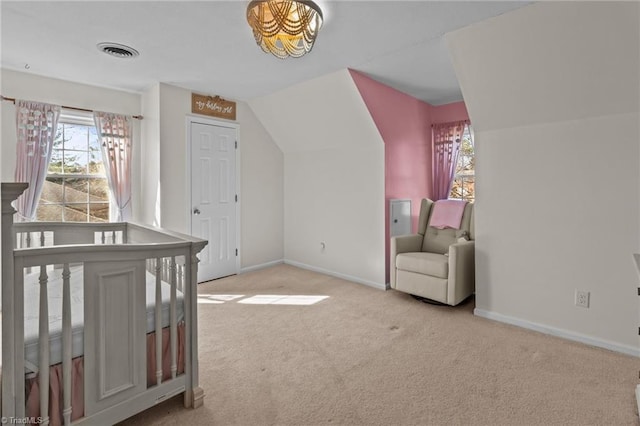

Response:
(197, 294), (330, 305)
(238, 295), (329, 306)
(198, 294), (245, 304)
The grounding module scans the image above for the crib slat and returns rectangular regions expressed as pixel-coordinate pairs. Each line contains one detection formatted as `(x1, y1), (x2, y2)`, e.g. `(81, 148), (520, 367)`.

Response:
(170, 256), (177, 379)
(40, 231), (45, 247)
(62, 264), (72, 426)
(101, 231), (105, 244)
(26, 231), (31, 248)
(38, 265), (51, 426)
(155, 258), (163, 385)
(161, 258), (166, 281)
(178, 264), (184, 292)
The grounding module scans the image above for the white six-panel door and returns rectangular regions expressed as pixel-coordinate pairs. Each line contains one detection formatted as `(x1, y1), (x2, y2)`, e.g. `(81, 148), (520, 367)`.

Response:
(190, 121), (237, 282)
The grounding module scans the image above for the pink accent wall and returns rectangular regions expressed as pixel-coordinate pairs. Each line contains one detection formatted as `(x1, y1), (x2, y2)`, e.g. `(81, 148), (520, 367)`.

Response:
(349, 69), (469, 283)
(431, 101), (469, 124)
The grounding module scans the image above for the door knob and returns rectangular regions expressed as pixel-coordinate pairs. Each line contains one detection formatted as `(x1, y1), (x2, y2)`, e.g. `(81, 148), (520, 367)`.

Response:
(193, 208), (201, 215)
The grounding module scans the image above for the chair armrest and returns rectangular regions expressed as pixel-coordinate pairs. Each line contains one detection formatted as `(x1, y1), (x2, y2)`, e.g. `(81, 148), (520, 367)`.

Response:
(392, 234), (423, 255)
(447, 240), (475, 305)
(390, 234), (423, 288)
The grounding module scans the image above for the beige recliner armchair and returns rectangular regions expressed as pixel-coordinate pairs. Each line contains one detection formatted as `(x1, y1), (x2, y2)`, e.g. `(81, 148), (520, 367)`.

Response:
(390, 198), (475, 306)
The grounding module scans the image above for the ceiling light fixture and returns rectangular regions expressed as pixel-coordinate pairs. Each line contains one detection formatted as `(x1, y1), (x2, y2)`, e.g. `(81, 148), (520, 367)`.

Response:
(246, 0), (323, 59)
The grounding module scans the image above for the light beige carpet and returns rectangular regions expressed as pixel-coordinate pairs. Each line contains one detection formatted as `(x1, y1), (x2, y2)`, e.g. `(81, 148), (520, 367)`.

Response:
(124, 264), (639, 425)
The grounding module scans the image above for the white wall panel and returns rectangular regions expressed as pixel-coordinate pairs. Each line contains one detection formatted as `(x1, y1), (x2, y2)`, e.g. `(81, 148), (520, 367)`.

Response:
(446, 1), (640, 351)
(250, 69), (386, 287)
(236, 102), (284, 269)
(447, 2), (639, 132)
(140, 84), (161, 226)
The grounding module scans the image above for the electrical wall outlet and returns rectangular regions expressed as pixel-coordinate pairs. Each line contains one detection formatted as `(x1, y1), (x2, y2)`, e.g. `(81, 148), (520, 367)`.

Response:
(575, 290), (590, 308)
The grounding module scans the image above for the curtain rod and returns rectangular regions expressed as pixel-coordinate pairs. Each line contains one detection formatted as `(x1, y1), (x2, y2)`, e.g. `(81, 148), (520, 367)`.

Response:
(431, 119), (470, 128)
(0, 95), (143, 120)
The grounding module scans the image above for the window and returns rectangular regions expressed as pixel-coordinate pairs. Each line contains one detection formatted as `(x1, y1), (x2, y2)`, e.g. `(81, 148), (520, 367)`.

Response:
(449, 126), (475, 203)
(36, 113), (110, 222)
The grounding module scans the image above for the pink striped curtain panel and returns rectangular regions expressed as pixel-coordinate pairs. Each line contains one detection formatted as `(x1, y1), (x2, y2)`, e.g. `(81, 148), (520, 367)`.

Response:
(14, 100), (61, 220)
(432, 120), (468, 200)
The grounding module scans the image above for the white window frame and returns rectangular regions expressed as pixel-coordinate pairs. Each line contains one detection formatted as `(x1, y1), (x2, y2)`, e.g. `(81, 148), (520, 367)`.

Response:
(449, 125), (475, 203)
(38, 111), (111, 222)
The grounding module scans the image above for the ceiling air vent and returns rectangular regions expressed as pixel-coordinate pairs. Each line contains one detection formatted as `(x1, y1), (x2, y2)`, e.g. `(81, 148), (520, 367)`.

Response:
(97, 42), (139, 58)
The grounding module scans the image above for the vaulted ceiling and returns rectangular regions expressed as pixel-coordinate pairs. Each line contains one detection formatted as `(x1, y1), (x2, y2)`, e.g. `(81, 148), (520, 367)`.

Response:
(1, 1), (529, 105)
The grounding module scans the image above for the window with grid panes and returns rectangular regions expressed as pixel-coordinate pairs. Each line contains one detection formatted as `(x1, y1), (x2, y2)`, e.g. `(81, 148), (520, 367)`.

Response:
(36, 112), (110, 222)
(449, 125), (475, 203)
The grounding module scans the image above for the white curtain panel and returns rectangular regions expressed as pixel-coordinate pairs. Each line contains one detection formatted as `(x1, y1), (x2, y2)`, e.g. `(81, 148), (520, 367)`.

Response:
(93, 112), (132, 222)
(14, 100), (61, 220)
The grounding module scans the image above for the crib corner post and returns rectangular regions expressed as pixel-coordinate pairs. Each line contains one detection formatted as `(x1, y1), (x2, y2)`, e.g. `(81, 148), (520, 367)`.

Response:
(184, 387), (205, 409)
(184, 241), (207, 410)
(1, 182), (28, 418)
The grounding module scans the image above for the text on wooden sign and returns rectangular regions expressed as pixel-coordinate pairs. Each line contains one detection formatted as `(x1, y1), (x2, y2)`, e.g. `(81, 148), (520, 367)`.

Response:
(191, 93), (236, 121)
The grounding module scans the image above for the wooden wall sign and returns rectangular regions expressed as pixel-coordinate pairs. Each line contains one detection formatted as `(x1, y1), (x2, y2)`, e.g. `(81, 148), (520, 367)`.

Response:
(191, 93), (236, 121)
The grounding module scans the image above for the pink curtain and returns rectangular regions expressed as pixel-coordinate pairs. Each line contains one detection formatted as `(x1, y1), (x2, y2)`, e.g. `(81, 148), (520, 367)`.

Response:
(14, 100), (61, 220)
(93, 112), (132, 221)
(432, 121), (468, 200)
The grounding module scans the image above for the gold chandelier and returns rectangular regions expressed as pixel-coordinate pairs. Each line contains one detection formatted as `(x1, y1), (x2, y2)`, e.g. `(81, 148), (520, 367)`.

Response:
(246, 0), (323, 59)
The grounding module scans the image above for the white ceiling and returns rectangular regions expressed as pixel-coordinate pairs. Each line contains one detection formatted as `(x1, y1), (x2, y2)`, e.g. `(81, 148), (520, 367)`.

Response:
(1, 1), (529, 105)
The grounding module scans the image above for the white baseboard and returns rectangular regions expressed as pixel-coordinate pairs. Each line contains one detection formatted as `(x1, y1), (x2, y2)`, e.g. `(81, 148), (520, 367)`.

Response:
(474, 308), (640, 358)
(283, 259), (386, 291)
(240, 259), (284, 274)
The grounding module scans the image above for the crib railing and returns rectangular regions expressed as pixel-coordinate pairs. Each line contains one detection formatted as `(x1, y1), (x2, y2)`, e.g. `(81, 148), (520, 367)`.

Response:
(2, 183), (207, 425)
(15, 221), (187, 290)
(14, 244), (192, 424)
(14, 221), (128, 248)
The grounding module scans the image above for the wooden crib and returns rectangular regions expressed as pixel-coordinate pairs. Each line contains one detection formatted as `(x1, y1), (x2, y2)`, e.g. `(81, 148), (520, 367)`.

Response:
(1, 183), (207, 425)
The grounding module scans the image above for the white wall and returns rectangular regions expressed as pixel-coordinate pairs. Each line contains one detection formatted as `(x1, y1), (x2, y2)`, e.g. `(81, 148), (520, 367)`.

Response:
(157, 83), (191, 233)
(284, 147), (384, 287)
(237, 102), (284, 269)
(141, 83), (284, 269)
(249, 69), (386, 288)
(140, 84), (161, 226)
(447, 2), (640, 354)
(0, 69), (142, 218)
